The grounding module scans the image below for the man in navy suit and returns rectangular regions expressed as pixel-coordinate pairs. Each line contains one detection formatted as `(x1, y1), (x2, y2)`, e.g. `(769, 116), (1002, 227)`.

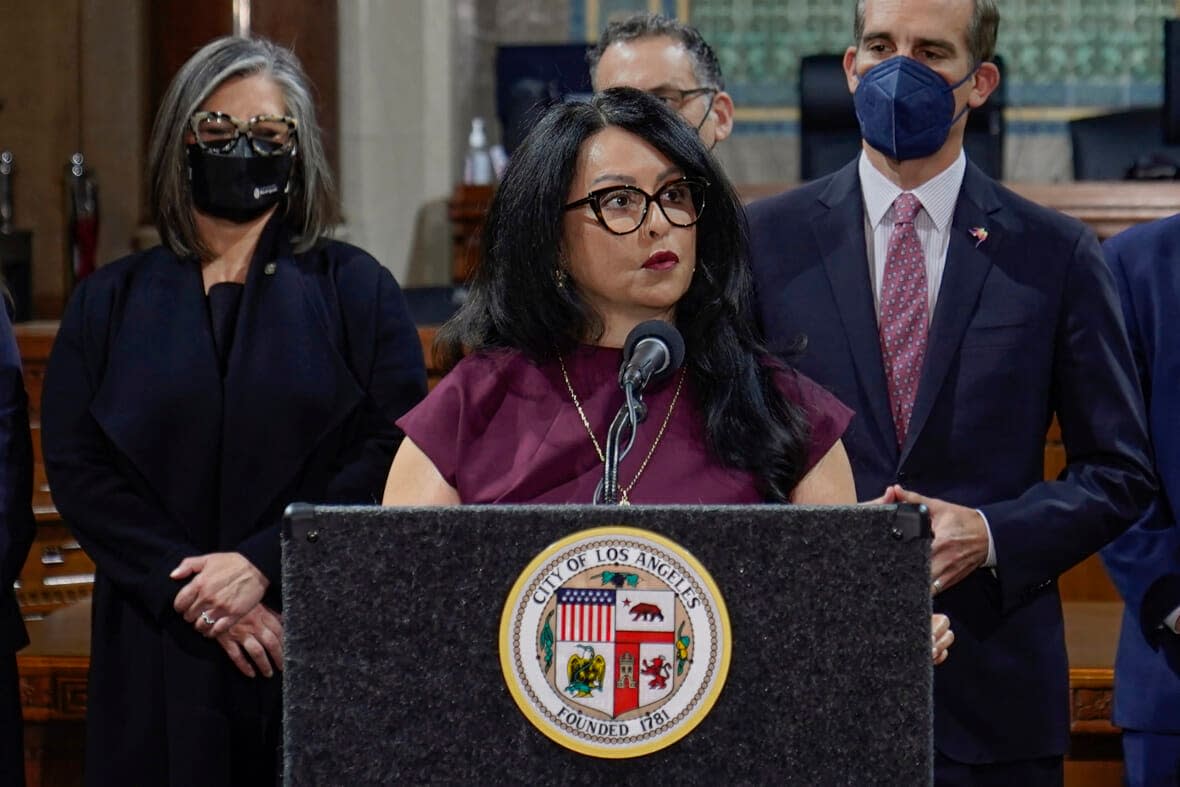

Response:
(748, 0), (1155, 783)
(0, 298), (34, 786)
(1100, 216), (1180, 787)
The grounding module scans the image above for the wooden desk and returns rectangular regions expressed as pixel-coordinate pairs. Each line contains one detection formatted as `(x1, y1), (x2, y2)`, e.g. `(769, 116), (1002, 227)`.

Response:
(14, 322), (96, 622)
(447, 182), (1180, 278)
(14, 322), (58, 521)
(19, 601), (89, 719)
(1063, 602), (1124, 787)
(449, 183), (1180, 242)
(1065, 602), (1121, 735)
(448, 184), (493, 283)
(1005, 182), (1180, 241)
(18, 600), (89, 787)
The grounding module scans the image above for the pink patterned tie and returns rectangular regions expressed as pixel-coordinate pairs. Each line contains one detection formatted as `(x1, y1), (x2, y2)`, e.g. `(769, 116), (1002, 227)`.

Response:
(878, 192), (928, 447)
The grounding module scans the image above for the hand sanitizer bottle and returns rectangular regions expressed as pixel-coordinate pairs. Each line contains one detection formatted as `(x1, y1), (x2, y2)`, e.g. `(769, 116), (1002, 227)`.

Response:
(463, 117), (494, 185)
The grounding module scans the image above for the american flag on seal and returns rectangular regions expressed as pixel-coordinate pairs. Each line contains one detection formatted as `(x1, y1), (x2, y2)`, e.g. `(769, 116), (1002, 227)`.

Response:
(556, 588), (615, 642)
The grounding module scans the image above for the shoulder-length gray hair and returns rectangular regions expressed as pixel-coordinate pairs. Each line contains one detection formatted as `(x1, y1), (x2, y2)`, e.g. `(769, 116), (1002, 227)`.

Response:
(148, 36), (338, 259)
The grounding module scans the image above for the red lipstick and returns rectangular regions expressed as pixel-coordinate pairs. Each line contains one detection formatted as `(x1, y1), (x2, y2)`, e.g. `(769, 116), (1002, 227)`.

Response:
(643, 251), (680, 271)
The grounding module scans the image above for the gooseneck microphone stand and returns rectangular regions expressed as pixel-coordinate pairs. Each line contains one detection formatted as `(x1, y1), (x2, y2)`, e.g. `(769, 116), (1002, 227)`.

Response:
(594, 384), (647, 505)
(594, 320), (684, 504)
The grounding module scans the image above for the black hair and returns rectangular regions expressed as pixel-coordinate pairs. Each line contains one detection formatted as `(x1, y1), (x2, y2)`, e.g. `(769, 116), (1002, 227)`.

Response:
(587, 12), (725, 91)
(438, 88), (810, 501)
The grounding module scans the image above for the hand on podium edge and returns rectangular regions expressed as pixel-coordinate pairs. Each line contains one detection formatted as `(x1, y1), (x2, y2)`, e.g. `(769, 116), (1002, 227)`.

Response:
(876, 485), (988, 596)
(859, 488), (957, 665)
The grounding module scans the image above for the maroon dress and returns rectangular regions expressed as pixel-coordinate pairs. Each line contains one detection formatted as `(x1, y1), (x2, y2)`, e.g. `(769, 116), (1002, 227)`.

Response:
(397, 345), (853, 504)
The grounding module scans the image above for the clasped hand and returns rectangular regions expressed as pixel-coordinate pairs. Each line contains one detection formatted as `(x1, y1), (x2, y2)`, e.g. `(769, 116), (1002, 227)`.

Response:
(171, 551), (269, 637)
(216, 603), (284, 678)
(171, 552), (281, 677)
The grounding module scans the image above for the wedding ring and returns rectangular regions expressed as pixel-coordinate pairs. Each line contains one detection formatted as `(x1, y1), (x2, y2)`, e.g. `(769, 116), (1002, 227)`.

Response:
(200, 611), (216, 626)
(931, 578), (943, 594)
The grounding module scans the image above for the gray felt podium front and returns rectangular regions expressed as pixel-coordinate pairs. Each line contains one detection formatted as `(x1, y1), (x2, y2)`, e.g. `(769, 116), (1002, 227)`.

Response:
(281, 504), (932, 785)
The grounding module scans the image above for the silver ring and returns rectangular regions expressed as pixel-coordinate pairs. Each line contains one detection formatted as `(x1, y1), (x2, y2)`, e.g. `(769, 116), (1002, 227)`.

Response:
(200, 611), (216, 626)
(931, 578), (943, 593)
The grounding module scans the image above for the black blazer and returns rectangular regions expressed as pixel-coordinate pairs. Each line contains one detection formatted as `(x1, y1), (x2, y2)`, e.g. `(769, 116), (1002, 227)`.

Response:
(40, 221), (427, 783)
(748, 159), (1155, 763)
(0, 300), (34, 654)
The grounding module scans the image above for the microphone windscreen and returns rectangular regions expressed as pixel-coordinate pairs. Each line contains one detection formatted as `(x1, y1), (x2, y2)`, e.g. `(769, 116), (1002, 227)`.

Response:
(622, 320), (686, 377)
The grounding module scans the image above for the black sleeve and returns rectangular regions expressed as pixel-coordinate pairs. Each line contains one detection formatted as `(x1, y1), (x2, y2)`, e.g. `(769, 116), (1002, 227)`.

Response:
(41, 278), (200, 621)
(234, 251), (427, 581)
(0, 300), (34, 587)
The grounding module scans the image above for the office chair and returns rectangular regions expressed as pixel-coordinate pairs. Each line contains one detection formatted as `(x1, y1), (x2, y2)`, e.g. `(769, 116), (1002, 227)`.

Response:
(798, 54), (1006, 180)
(1068, 107), (1180, 180)
(798, 54), (863, 181)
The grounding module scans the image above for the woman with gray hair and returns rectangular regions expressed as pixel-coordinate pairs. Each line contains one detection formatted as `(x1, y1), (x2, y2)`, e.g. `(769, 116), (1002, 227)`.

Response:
(40, 36), (427, 784)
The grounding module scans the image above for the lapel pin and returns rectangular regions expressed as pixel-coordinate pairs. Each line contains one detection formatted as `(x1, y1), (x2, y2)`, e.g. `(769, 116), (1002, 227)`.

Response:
(264, 261), (277, 275)
(968, 227), (989, 248)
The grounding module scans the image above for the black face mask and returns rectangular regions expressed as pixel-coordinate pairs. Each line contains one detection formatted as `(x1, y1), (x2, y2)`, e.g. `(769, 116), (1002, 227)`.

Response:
(187, 137), (294, 223)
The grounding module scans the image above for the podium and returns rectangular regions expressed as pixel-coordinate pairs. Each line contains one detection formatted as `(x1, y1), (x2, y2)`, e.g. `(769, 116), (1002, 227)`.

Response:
(281, 504), (932, 784)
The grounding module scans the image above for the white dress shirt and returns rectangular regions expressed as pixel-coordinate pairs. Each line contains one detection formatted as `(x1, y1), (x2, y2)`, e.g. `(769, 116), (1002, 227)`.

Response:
(859, 149), (966, 318)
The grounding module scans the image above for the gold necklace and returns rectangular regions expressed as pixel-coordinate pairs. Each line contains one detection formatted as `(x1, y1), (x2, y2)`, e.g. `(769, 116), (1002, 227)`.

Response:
(557, 353), (685, 505)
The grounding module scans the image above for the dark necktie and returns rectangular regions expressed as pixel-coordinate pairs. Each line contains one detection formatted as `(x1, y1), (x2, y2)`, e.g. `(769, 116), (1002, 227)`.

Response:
(878, 192), (928, 447)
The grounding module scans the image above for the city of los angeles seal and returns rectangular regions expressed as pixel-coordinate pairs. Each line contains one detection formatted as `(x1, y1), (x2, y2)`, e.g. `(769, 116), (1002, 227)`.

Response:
(499, 526), (731, 758)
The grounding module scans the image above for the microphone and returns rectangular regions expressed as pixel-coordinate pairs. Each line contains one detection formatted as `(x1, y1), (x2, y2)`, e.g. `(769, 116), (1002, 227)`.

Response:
(618, 320), (685, 391)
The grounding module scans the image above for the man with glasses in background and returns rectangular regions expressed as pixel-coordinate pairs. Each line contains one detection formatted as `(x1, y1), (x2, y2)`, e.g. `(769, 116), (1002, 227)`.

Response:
(588, 12), (735, 150)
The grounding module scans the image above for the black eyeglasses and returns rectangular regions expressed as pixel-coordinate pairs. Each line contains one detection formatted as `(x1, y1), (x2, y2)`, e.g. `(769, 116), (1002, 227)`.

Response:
(564, 178), (709, 236)
(648, 87), (717, 109)
(189, 111), (298, 156)
(648, 88), (718, 133)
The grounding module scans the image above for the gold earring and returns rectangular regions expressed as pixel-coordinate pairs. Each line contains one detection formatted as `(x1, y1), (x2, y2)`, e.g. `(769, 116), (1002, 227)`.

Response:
(554, 267), (568, 288)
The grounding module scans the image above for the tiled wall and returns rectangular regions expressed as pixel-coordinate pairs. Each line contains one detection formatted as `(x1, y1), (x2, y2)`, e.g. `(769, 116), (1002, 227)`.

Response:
(556, 0), (1179, 182)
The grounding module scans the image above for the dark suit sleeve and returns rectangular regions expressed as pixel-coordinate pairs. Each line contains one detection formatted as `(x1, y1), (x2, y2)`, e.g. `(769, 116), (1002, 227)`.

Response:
(41, 279), (200, 621)
(0, 302), (34, 591)
(234, 253), (427, 577)
(980, 228), (1156, 608)
(1099, 234), (1180, 641)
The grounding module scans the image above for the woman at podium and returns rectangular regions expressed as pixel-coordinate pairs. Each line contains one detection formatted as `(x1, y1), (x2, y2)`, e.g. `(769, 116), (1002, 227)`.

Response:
(40, 37), (427, 785)
(385, 88), (853, 508)
(384, 88), (952, 664)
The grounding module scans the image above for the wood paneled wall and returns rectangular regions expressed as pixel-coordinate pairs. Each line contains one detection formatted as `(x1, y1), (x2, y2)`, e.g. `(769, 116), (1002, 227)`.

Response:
(0, 0), (85, 318)
(248, 0), (339, 184)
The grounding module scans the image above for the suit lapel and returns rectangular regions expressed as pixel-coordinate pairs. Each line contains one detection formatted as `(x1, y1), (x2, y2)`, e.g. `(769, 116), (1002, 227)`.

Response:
(218, 229), (364, 541)
(815, 163), (898, 459)
(91, 249), (223, 545)
(900, 164), (1002, 462)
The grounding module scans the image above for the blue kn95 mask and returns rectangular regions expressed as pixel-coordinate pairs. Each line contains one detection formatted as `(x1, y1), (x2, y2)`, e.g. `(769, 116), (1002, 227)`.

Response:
(853, 56), (978, 161)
